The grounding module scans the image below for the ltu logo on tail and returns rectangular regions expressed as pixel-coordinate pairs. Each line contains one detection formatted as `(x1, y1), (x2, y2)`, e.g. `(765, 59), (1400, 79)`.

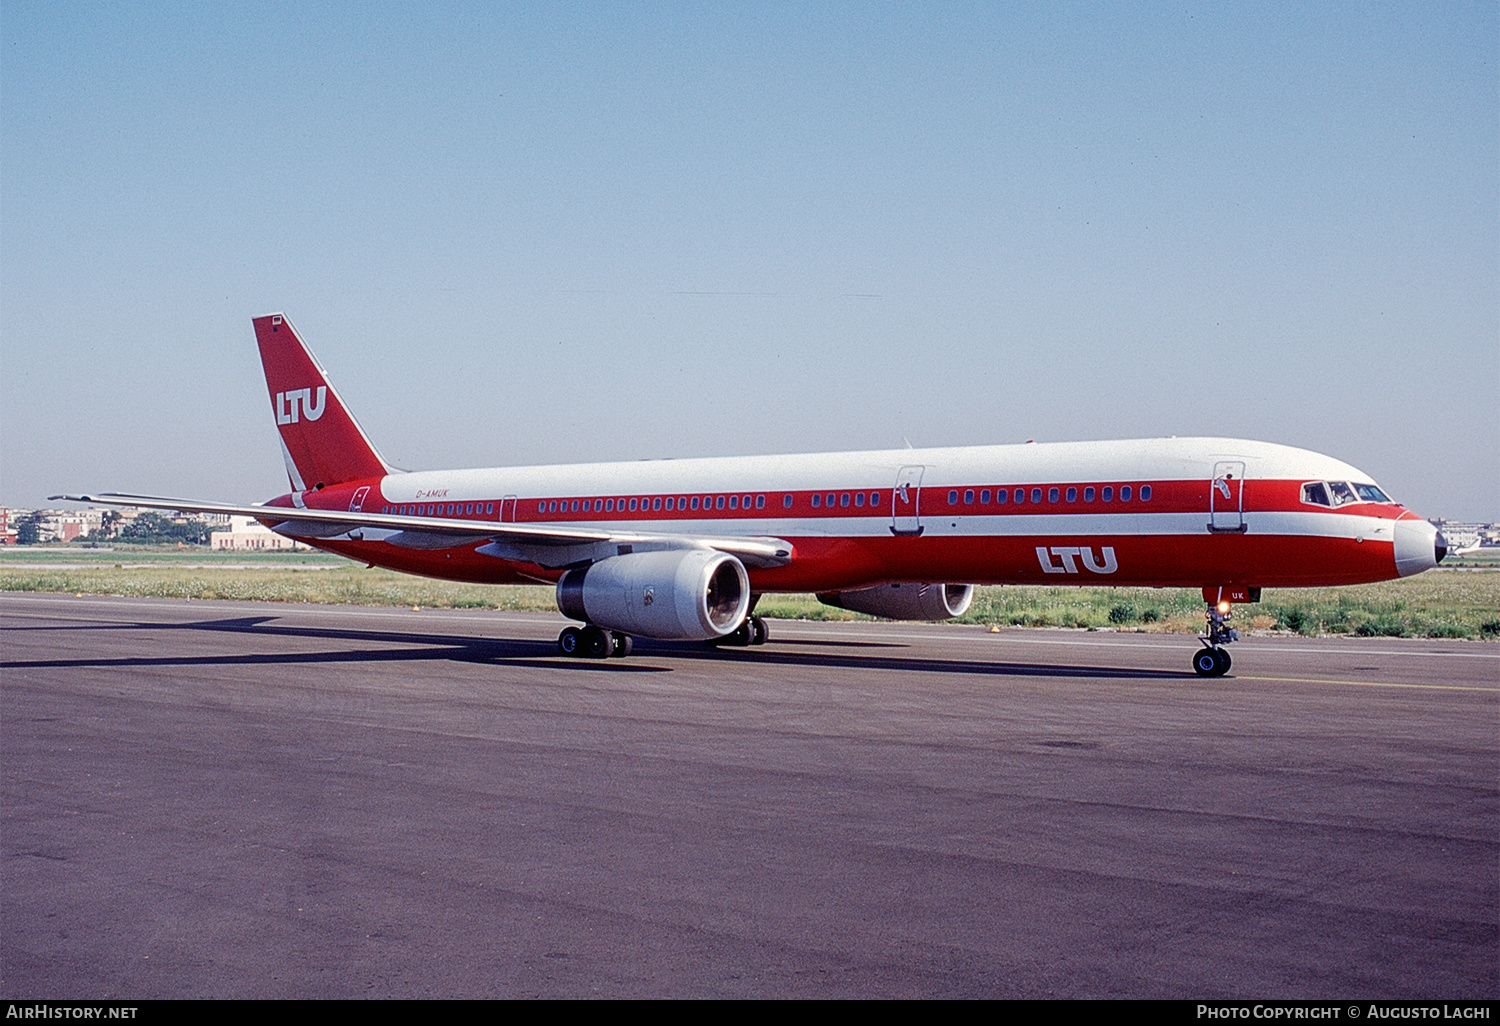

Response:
(1036, 545), (1118, 574)
(275, 387), (327, 424)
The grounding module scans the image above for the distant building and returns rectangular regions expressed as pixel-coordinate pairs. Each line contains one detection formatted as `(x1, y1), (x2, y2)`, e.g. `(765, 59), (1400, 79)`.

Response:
(210, 516), (311, 551)
(0, 507), (15, 545)
(1430, 519), (1500, 550)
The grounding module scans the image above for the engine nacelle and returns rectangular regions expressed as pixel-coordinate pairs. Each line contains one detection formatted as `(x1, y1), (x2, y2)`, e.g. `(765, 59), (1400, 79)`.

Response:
(816, 582), (974, 621)
(556, 549), (751, 641)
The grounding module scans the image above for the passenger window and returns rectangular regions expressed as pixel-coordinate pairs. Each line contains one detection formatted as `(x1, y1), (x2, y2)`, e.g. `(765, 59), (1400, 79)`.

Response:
(486, 503), (494, 514)
(716, 496), (725, 510)
(964, 489), (974, 504)
(1121, 487), (1131, 501)
(1066, 487), (1077, 502)
(948, 490), (958, 505)
(996, 489), (1006, 504)
(756, 495), (765, 509)
(1031, 488), (1042, 503)
(811, 494), (821, 508)
(1141, 486), (1152, 501)
(980, 489), (990, 503)
(729, 496), (739, 509)
(1101, 487), (1112, 502)
(664, 497), (673, 511)
(1048, 488), (1059, 503)
(840, 493), (849, 507)
(1084, 487), (1094, 502)
(783, 495), (792, 508)
(629, 499), (637, 511)
(869, 492), (880, 507)
(854, 492), (864, 507)
(690, 496), (699, 510)
(652, 497), (662, 511)
(1301, 482), (1330, 506)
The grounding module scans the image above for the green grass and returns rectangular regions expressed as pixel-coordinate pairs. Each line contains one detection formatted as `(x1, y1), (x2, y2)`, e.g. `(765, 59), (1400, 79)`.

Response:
(0, 544), (348, 565)
(4, 555), (1495, 640)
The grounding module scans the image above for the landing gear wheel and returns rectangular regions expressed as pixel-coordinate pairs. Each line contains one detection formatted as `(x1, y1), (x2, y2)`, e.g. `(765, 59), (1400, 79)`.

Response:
(749, 616), (767, 646)
(610, 631), (633, 658)
(558, 626), (582, 656)
(714, 620), (754, 647)
(580, 625), (612, 659)
(1193, 648), (1230, 677)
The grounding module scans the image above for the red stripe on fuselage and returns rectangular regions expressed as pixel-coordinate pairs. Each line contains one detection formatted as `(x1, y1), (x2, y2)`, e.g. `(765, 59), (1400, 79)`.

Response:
(307, 529), (1398, 591)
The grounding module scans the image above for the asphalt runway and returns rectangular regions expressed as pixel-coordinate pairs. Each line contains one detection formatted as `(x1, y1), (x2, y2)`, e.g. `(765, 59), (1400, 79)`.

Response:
(2, 592), (1495, 999)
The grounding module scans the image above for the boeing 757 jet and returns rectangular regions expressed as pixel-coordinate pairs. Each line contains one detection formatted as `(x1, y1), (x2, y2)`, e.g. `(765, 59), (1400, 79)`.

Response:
(57, 314), (1448, 675)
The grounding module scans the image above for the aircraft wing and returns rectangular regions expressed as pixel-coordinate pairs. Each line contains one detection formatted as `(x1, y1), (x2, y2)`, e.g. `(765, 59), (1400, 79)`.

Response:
(50, 492), (794, 569)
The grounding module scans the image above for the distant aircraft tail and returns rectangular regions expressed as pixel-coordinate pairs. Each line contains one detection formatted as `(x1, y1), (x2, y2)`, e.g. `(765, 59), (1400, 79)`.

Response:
(252, 314), (391, 491)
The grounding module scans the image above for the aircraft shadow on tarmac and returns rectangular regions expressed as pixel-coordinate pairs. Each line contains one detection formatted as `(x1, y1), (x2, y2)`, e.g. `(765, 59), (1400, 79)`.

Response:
(3, 613), (1193, 680)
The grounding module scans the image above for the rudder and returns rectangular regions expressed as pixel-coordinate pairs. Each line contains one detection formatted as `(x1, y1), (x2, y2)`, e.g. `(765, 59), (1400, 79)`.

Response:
(253, 314), (390, 491)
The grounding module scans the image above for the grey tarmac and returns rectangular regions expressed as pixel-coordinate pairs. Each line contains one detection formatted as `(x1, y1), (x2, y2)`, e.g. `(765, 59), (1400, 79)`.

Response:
(1, 592), (1495, 999)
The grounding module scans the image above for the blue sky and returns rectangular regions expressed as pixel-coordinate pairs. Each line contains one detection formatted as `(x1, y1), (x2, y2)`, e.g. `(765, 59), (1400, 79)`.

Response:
(3, 2), (1495, 518)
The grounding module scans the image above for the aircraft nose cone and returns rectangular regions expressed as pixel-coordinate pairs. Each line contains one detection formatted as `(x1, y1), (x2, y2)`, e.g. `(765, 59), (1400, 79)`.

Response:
(1394, 517), (1442, 577)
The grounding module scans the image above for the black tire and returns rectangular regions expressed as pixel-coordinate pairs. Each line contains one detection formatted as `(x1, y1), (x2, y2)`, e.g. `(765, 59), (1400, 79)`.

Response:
(749, 616), (767, 646)
(558, 626), (582, 656)
(610, 632), (633, 658)
(581, 625), (611, 659)
(1216, 648), (1232, 675)
(1193, 648), (1220, 677)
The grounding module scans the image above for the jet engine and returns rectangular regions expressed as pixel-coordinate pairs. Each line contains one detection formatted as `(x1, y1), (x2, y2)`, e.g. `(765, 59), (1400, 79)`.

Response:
(816, 582), (974, 621)
(556, 549), (751, 641)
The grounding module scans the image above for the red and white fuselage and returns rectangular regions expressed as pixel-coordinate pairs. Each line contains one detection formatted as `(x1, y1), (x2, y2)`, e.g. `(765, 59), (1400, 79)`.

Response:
(280, 436), (1441, 594)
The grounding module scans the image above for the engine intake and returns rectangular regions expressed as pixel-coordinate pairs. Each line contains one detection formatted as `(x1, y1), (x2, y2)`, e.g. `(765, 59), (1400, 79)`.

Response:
(557, 549), (750, 640)
(816, 582), (974, 621)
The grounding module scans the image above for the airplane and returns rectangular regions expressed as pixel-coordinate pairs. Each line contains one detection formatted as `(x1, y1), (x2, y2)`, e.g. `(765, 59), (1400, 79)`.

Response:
(55, 313), (1449, 676)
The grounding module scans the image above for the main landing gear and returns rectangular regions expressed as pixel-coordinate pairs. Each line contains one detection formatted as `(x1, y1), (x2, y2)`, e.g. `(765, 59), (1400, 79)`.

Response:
(555, 615), (769, 659)
(708, 615), (769, 648)
(1194, 600), (1239, 677)
(557, 625), (632, 659)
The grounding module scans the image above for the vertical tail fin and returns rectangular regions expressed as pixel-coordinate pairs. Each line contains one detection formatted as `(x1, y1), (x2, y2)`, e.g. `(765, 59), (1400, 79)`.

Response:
(253, 314), (390, 491)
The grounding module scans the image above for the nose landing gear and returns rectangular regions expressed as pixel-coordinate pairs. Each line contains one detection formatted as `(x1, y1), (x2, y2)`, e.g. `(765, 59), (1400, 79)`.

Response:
(1194, 600), (1239, 677)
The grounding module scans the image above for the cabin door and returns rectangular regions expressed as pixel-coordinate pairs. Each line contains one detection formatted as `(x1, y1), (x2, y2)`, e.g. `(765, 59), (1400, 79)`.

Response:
(891, 465), (925, 536)
(1209, 461), (1247, 532)
(500, 495), (518, 523)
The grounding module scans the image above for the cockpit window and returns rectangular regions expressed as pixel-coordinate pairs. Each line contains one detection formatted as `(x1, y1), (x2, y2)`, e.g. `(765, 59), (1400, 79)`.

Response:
(1301, 482), (1331, 506)
(1352, 483), (1391, 503)
(1327, 481), (1358, 506)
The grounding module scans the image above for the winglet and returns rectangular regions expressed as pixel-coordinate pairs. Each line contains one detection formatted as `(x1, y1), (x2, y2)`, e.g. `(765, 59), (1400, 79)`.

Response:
(252, 314), (390, 491)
